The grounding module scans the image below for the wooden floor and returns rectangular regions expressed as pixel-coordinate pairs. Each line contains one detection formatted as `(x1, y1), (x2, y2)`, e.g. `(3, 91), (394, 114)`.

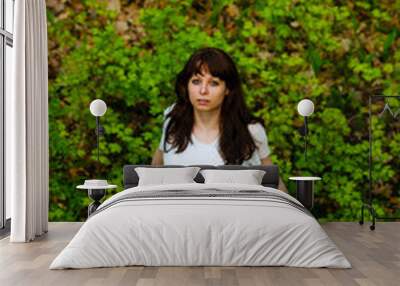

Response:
(0, 222), (399, 286)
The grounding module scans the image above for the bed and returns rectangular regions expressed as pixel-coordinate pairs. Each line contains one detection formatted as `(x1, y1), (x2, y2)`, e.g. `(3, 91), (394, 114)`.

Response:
(50, 165), (351, 269)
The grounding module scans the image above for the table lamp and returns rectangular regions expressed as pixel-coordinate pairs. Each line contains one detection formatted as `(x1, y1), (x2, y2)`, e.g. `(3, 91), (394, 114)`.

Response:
(297, 99), (314, 162)
(89, 99), (107, 162)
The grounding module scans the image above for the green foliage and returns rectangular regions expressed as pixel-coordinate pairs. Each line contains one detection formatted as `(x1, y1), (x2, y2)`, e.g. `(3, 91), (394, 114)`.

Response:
(47, 0), (400, 221)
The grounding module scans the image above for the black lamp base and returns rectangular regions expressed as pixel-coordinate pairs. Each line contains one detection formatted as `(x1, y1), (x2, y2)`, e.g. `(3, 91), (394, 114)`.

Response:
(87, 189), (106, 216)
(295, 181), (314, 210)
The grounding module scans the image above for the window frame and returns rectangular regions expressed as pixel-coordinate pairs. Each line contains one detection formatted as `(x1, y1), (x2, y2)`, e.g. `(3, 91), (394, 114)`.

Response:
(1, 0), (14, 231)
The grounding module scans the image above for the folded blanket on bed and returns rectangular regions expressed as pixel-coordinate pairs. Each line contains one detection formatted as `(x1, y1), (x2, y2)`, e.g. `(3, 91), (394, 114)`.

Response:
(50, 183), (351, 269)
(91, 188), (311, 218)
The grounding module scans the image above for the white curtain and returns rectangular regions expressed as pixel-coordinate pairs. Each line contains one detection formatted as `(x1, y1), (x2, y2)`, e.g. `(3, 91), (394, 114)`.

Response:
(7, 0), (49, 242)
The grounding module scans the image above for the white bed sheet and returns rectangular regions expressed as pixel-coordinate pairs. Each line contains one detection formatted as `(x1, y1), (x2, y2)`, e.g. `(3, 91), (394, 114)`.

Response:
(50, 183), (351, 269)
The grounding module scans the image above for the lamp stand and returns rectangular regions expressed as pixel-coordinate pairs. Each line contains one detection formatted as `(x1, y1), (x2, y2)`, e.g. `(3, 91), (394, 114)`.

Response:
(94, 116), (105, 163)
(304, 116), (308, 162)
(359, 95), (400, 230)
(96, 116), (99, 162)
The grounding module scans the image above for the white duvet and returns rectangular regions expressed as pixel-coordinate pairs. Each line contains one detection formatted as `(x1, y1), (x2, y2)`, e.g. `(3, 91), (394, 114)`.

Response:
(50, 183), (351, 269)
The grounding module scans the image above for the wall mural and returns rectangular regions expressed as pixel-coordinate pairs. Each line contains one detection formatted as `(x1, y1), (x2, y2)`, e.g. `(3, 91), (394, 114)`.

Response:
(46, 0), (400, 222)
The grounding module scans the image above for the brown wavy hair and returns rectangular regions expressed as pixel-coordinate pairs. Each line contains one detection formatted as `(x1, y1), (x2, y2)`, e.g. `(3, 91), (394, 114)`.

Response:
(163, 47), (264, 164)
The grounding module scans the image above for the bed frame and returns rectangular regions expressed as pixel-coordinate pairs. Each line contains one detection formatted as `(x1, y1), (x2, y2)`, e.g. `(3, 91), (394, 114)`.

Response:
(123, 165), (279, 189)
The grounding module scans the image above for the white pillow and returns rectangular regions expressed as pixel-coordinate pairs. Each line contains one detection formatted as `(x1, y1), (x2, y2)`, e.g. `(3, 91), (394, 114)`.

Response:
(200, 169), (266, 185)
(135, 167), (201, 186)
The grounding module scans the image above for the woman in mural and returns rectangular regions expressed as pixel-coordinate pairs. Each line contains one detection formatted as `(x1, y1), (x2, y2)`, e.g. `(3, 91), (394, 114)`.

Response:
(152, 47), (287, 191)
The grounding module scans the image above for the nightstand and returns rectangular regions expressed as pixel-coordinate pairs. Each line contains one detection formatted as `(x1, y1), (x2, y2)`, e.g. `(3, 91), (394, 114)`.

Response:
(77, 182), (117, 216)
(289, 177), (321, 210)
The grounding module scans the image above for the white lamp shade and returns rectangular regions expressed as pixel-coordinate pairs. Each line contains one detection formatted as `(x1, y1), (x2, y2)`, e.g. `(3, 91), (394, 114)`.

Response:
(90, 99), (107, 117)
(297, 99), (314, 117)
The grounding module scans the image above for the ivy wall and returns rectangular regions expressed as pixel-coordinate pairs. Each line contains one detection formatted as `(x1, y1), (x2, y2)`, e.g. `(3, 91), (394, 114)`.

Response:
(46, 0), (400, 221)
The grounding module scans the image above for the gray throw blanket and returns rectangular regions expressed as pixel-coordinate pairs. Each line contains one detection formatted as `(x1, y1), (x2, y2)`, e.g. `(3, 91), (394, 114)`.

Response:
(91, 189), (310, 218)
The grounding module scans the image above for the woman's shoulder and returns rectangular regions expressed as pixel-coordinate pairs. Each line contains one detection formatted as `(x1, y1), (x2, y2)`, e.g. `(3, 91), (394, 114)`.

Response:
(247, 122), (268, 143)
(248, 122), (266, 136)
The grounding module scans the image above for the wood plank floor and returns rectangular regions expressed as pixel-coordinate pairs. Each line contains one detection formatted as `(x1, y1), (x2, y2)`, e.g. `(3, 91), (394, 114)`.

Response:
(0, 222), (399, 286)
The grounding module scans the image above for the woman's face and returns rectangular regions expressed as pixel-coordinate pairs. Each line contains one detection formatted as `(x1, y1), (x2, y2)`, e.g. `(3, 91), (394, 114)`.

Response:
(187, 69), (228, 112)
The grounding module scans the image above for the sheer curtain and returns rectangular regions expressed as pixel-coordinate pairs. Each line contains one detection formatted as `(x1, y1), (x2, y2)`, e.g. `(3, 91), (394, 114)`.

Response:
(7, 0), (49, 242)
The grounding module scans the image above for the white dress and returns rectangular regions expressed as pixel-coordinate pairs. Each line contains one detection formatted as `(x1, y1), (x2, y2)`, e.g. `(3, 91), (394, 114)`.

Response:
(159, 106), (271, 166)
